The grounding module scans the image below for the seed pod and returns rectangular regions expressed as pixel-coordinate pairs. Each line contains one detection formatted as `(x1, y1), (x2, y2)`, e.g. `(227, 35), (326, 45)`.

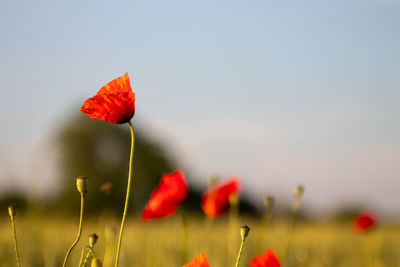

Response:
(89, 233), (99, 247)
(240, 225), (250, 239)
(76, 176), (88, 196)
(8, 204), (16, 217)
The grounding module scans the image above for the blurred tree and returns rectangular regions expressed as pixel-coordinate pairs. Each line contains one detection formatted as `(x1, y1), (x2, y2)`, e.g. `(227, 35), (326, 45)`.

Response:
(53, 113), (176, 215)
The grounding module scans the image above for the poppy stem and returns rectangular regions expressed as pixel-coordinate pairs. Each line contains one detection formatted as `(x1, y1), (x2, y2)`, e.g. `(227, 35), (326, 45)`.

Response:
(235, 226), (250, 267)
(280, 187), (303, 262)
(228, 194), (239, 264)
(78, 246), (96, 267)
(114, 121), (135, 267)
(255, 198), (274, 254)
(82, 245), (96, 267)
(62, 193), (85, 267)
(181, 212), (188, 265)
(235, 239), (245, 267)
(9, 208), (21, 267)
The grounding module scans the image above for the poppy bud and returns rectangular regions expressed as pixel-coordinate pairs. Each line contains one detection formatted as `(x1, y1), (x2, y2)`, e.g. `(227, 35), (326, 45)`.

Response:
(294, 185), (304, 198)
(263, 196), (274, 209)
(89, 234), (99, 247)
(76, 176), (88, 196)
(91, 258), (102, 267)
(240, 225), (250, 240)
(8, 204), (16, 217)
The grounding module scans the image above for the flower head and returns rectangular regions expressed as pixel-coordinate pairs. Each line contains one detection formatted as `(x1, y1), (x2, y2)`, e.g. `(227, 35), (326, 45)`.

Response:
(142, 170), (188, 220)
(201, 178), (240, 218)
(353, 213), (376, 233)
(81, 73), (135, 124)
(249, 248), (281, 267)
(183, 252), (210, 267)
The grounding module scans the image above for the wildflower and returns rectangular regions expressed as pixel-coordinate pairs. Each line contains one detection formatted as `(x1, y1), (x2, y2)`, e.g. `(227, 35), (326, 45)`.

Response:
(81, 73), (135, 124)
(249, 248), (281, 267)
(142, 170), (188, 220)
(201, 178), (240, 218)
(183, 252), (210, 267)
(353, 213), (376, 233)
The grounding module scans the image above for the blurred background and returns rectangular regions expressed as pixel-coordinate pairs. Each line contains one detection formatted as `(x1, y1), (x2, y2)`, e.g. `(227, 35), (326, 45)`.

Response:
(0, 0), (399, 218)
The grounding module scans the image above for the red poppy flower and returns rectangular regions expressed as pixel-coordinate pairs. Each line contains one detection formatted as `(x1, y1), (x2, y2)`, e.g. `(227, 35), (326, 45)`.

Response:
(201, 178), (240, 218)
(183, 252), (210, 267)
(353, 213), (376, 233)
(142, 170), (188, 220)
(249, 248), (281, 267)
(81, 72), (135, 124)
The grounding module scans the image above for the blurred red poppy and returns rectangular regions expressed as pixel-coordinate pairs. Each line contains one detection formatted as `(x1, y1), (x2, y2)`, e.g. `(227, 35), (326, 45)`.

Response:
(353, 213), (376, 233)
(183, 252), (210, 267)
(201, 178), (240, 218)
(81, 72), (135, 124)
(142, 170), (188, 220)
(249, 248), (281, 267)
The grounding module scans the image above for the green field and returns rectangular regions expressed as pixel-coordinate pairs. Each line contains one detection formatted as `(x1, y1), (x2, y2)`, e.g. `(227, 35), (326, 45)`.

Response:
(1, 214), (399, 267)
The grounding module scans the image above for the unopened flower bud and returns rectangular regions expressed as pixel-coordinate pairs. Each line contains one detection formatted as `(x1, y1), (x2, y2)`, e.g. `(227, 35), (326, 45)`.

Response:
(76, 176), (88, 196)
(91, 258), (102, 267)
(240, 225), (250, 239)
(89, 233), (99, 247)
(8, 204), (16, 217)
(263, 196), (274, 209)
(294, 185), (304, 198)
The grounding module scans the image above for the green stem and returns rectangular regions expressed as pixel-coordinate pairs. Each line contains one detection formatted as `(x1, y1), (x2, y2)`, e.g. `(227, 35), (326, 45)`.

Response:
(255, 208), (273, 254)
(235, 238), (245, 267)
(114, 121), (135, 267)
(78, 246), (96, 267)
(181, 213), (188, 265)
(10, 216), (21, 267)
(280, 196), (301, 262)
(228, 195), (239, 264)
(62, 193), (85, 267)
(82, 249), (92, 267)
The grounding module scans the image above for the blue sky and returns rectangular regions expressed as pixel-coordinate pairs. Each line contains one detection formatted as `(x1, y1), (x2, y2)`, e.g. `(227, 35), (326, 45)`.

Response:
(0, 0), (399, 214)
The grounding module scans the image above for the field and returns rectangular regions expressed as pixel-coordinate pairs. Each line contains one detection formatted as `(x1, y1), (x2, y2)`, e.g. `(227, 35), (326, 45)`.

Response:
(1, 214), (399, 267)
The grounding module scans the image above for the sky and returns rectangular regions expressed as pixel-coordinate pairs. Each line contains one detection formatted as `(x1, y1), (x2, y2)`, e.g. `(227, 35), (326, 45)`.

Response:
(0, 0), (399, 214)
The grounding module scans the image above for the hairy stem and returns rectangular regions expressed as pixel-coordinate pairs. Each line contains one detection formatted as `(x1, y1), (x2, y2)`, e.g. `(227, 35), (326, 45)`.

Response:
(281, 196), (301, 261)
(114, 121), (135, 267)
(235, 238), (246, 267)
(10, 216), (21, 267)
(62, 193), (85, 267)
(78, 246), (96, 267)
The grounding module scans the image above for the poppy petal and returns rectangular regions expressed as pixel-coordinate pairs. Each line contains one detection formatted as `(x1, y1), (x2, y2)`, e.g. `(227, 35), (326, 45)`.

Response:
(81, 73), (135, 124)
(353, 213), (376, 233)
(183, 252), (210, 267)
(98, 72), (132, 95)
(249, 248), (281, 267)
(201, 178), (240, 218)
(142, 170), (188, 220)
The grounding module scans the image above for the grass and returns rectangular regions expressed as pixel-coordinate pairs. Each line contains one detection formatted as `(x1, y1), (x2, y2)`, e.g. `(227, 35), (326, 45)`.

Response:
(0, 214), (399, 266)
